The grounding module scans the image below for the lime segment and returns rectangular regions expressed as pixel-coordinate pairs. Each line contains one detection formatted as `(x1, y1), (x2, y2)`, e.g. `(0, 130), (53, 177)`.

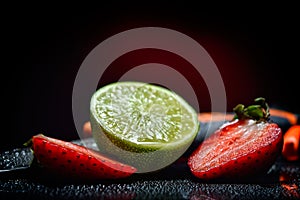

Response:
(90, 81), (199, 172)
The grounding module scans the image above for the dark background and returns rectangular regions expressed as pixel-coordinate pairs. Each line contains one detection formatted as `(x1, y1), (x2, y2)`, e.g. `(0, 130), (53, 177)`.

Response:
(2, 4), (299, 150)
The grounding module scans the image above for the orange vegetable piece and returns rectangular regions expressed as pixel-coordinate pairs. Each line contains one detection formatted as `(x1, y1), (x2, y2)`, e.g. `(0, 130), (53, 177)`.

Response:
(282, 125), (300, 161)
(197, 108), (298, 124)
(83, 121), (92, 137)
(269, 108), (298, 125)
(197, 112), (234, 123)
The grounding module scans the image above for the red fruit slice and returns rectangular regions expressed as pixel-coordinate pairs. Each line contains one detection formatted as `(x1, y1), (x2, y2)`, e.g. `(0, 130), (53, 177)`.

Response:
(188, 97), (283, 180)
(188, 119), (282, 179)
(31, 134), (137, 180)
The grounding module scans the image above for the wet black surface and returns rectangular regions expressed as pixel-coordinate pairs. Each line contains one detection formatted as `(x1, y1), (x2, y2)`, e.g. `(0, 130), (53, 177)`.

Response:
(1, 117), (299, 199)
(0, 156), (299, 200)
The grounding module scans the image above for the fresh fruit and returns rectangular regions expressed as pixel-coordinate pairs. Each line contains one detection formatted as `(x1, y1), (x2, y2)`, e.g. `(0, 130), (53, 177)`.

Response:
(30, 134), (137, 180)
(90, 81), (199, 173)
(188, 97), (283, 180)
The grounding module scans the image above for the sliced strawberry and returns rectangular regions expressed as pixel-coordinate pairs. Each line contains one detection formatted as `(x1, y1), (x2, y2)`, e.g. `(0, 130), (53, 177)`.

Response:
(188, 97), (283, 180)
(31, 134), (136, 180)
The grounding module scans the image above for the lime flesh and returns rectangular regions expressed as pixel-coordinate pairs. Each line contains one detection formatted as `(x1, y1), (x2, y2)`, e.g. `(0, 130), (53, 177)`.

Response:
(90, 81), (199, 172)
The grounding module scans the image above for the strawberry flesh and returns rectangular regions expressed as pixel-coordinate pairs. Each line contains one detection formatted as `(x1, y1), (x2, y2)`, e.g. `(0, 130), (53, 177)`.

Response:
(31, 134), (137, 180)
(188, 119), (283, 180)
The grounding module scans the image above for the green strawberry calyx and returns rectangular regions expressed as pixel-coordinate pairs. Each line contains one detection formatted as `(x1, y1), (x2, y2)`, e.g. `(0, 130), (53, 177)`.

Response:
(233, 97), (270, 122)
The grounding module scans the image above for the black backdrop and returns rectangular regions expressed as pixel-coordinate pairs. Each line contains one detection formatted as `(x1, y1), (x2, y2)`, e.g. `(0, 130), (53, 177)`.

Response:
(2, 4), (299, 150)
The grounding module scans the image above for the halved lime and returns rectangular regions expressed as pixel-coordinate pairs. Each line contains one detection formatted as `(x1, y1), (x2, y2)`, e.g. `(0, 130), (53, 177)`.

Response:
(90, 81), (199, 173)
